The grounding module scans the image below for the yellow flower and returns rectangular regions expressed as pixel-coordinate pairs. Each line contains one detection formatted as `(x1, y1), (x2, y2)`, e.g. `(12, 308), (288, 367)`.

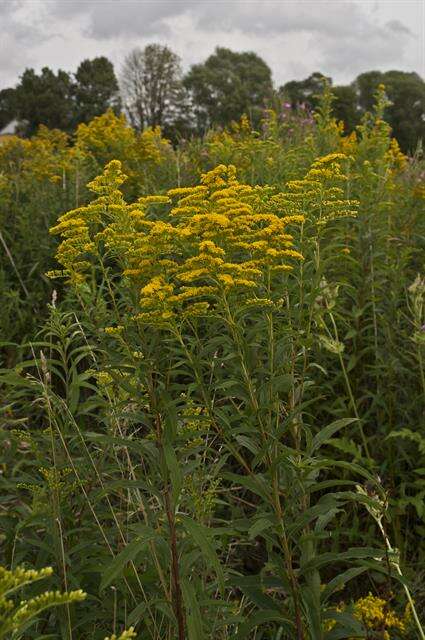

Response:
(53, 160), (353, 324)
(104, 325), (124, 335)
(353, 593), (407, 636)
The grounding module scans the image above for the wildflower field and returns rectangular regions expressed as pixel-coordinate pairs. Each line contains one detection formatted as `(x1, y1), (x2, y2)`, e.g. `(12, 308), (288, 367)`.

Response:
(1, 86), (425, 639)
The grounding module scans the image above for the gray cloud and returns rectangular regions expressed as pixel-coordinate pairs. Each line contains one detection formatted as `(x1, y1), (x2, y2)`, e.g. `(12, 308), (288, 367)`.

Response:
(45, 0), (416, 76)
(386, 19), (413, 35)
(0, 0), (47, 43)
(0, 0), (54, 82)
(47, 0), (399, 40)
(0, 0), (422, 90)
(50, 0), (184, 37)
(316, 14), (413, 75)
(48, 0), (415, 42)
(195, 1), (369, 37)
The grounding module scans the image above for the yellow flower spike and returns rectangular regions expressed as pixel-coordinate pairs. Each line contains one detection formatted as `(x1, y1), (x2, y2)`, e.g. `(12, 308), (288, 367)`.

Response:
(104, 326), (124, 335)
(49, 160), (131, 283)
(353, 593), (408, 636)
(198, 240), (226, 256)
(167, 185), (207, 198)
(52, 160), (360, 322)
(217, 274), (235, 287)
(137, 195), (171, 206)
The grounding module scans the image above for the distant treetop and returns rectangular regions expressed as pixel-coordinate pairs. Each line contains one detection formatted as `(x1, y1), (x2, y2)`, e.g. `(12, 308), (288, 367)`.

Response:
(1, 46), (423, 152)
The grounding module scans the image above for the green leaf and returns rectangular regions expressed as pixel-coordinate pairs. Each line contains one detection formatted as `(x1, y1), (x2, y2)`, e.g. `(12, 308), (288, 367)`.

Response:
(299, 547), (385, 576)
(323, 610), (365, 640)
(248, 516), (274, 539)
(222, 472), (270, 502)
(311, 418), (358, 453)
(164, 442), (183, 502)
(181, 516), (225, 594)
(233, 610), (294, 639)
(321, 567), (367, 603)
(235, 435), (259, 455)
(127, 601), (149, 626)
(100, 532), (156, 590)
(315, 507), (343, 533)
(231, 576), (283, 613)
(181, 578), (205, 640)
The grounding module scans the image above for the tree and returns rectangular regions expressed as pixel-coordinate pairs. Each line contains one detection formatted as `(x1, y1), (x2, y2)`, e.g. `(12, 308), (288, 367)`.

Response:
(0, 88), (17, 130)
(352, 70), (385, 112)
(184, 47), (273, 131)
(72, 56), (121, 125)
(279, 72), (331, 111)
(15, 67), (74, 136)
(353, 70), (425, 152)
(120, 44), (185, 131)
(332, 85), (360, 132)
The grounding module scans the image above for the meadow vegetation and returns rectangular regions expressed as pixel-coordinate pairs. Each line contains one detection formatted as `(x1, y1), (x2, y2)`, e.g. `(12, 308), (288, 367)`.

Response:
(1, 85), (425, 639)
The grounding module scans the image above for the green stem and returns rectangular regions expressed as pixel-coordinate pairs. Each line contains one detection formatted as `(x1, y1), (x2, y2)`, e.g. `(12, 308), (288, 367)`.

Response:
(328, 312), (372, 462)
(377, 518), (425, 640)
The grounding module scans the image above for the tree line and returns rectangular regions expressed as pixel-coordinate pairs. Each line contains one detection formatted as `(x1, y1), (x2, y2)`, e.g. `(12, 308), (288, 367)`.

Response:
(1, 43), (424, 152)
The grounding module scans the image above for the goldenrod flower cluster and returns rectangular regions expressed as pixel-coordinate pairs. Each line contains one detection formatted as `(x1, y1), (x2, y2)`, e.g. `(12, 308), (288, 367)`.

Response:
(385, 138), (408, 172)
(0, 565), (54, 593)
(0, 126), (71, 188)
(353, 593), (411, 639)
(49, 159), (127, 283)
(104, 628), (136, 640)
(75, 109), (171, 175)
(50, 153), (359, 325)
(104, 325), (125, 335)
(281, 152), (359, 226)
(50, 161), (304, 321)
(0, 564), (86, 638)
(18, 467), (75, 515)
(178, 394), (210, 447)
(206, 114), (282, 179)
(340, 131), (358, 156)
(326, 593), (412, 639)
(184, 472), (220, 522)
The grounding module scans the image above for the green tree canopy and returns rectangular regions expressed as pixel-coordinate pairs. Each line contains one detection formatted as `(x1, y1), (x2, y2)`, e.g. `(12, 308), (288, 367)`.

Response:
(0, 88), (17, 130)
(72, 56), (121, 125)
(15, 67), (74, 136)
(279, 72), (331, 111)
(332, 85), (360, 133)
(184, 47), (273, 131)
(353, 70), (425, 152)
(6, 57), (119, 136)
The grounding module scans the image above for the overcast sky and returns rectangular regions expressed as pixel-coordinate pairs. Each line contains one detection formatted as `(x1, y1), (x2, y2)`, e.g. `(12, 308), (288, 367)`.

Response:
(1, 0), (424, 90)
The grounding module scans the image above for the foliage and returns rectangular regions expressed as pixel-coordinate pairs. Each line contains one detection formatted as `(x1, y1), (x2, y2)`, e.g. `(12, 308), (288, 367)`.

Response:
(332, 85), (360, 133)
(279, 69), (425, 152)
(1, 86), (425, 639)
(0, 565), (85, 639)
(0, 112), (177, 356)
(2, 45), (424, 152)
(279, 72), (331, 111)
(72, 57), (121, 126)
(14, 67), (75, 136)
(0, 88), (18, 131)
(353, 70), (425, 152)
(0, 126), (74, 354)
(184, 47), (274, 131)
(2, 57), (121, 137)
